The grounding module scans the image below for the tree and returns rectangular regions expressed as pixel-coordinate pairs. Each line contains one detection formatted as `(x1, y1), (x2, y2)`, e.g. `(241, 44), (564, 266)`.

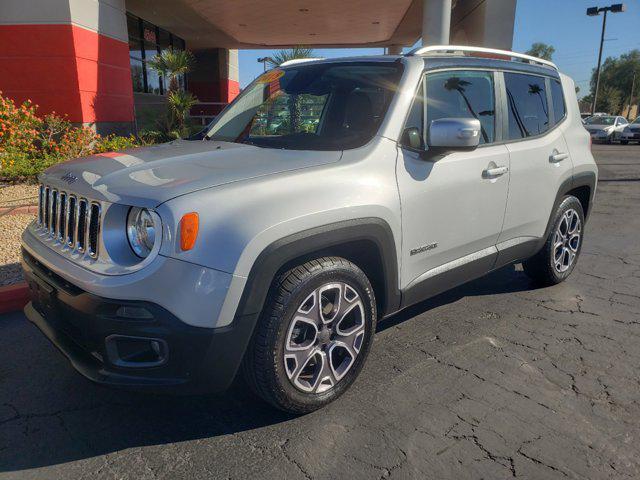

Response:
(267, 47), (316, 132)
(268, 46), (315, 67)
(148, 48), (197, 138)
(526, 42), (555, 61)
(588, 49), (640, 114)
(148, 48), (194, 93)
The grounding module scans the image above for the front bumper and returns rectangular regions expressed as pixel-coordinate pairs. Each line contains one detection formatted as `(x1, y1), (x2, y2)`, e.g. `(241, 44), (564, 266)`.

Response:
(21, 249), (257, 393)
(588, 131), (611, 141)
(622, 131), (640, 141)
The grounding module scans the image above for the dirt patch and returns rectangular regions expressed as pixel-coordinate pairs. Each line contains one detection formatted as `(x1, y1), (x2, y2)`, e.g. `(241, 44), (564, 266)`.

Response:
(0, 213), (34, 286)
(0, 184), (39, 208)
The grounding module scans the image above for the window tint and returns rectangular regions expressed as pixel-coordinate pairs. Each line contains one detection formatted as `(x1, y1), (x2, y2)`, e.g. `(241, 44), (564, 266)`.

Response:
(505, 73), (550, 139)
(426, 70), (495, 144)
(550, 79), (566, 125)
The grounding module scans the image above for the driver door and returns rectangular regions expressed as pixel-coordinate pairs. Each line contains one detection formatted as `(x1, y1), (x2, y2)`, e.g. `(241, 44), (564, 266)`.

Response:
(396, 70), (510, 297)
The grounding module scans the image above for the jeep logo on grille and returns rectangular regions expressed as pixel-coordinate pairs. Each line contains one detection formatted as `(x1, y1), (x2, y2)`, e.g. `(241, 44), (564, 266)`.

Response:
(61, 172), (78, 184)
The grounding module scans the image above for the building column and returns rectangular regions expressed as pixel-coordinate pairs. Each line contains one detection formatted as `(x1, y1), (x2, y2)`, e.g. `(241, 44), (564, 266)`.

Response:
(0, 0), (134, 134)
(386, 45), (404, 55)
(422, 0), (452, 46)
(220, 49), (240, 104)
(450, 0), (517, 50)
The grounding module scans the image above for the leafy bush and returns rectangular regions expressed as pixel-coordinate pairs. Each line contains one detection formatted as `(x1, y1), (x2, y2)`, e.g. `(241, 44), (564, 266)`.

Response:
(94, 134), (141, 153)
(0, 91), (158, 181)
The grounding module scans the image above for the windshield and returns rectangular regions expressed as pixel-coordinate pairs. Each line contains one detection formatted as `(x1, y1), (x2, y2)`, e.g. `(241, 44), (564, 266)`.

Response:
(633, 117), (640, 124)
(585, 116), (615, 125)
(204, 62), (403, 150)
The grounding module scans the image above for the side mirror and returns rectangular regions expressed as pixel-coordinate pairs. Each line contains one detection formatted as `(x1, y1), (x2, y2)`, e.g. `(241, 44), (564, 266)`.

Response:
(400, 126), (424, 151)
(428, 118), (481, 151)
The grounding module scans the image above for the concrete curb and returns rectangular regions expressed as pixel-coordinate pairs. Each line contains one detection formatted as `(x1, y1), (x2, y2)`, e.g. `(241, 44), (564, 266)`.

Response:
(0, 205), (38, 216)
(0, 282), (30, 314)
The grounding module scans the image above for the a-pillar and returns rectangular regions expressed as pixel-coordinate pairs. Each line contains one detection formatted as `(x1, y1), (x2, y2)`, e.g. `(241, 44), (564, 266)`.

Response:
(0, 0), (134, 134)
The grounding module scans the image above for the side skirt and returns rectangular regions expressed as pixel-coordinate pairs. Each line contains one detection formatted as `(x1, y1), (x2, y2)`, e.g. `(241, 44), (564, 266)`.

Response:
(399, 237), (541, 310)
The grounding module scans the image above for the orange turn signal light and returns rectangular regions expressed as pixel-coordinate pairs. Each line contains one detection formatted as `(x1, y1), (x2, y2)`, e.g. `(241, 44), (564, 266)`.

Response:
(180, 212), (199, 251)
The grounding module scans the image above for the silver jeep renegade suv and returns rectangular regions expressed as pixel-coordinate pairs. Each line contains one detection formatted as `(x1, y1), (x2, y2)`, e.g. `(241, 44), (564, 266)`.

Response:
(21, 46), (597, 413)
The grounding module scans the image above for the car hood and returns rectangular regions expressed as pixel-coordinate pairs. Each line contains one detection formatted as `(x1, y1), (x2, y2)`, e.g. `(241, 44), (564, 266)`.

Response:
(40, 140), (342, 207)
(584, 124), (612, 130)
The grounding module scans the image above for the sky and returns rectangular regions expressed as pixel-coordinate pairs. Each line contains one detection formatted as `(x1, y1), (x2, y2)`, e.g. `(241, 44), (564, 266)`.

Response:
(237, 0), (640, 97)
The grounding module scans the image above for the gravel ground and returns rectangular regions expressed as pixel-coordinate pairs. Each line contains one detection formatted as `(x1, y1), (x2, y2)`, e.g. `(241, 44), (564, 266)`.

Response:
(0, 214), (34, 286)
(1, 145), (639, 479)
(0, 184), (39, 208)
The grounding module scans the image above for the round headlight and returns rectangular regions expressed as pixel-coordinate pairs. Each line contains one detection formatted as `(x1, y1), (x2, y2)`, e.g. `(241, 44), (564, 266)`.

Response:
(126, 207), (157, 258)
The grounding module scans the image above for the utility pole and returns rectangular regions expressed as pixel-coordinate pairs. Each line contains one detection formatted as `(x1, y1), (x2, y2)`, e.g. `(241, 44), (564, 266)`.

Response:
(587, 4), (626, 115)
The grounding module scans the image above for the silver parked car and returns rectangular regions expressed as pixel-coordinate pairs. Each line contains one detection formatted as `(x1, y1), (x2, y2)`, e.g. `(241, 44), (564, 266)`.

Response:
(620, 117), (640, 145)
(584, 115), (628, 143)
(21, 46), (597, 413)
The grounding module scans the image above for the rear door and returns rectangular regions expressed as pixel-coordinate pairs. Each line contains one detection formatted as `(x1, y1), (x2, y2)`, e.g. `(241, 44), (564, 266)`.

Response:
(497, 72), (573, 249)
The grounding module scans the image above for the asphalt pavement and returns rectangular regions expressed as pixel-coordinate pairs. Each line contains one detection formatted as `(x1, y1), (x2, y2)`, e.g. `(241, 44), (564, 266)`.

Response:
(1, 143), (639, 479)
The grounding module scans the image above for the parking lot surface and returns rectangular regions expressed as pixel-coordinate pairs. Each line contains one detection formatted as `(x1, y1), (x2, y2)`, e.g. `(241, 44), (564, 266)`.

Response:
(1, 144), (639, 479)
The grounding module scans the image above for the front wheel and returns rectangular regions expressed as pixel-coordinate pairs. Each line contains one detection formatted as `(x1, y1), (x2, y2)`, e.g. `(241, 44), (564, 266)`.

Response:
(523, 196), (585, 286)
(242, 257), (377, 414)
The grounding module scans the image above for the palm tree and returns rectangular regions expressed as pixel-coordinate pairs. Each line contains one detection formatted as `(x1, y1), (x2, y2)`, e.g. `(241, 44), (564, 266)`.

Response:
(148, 48), (194, 93)
(268, 46), (315, 67)
(528, 83), (549, 131)
(267, 47), (315, 133)
(147, 48), (197, 138)
(444, 77), (489, 143)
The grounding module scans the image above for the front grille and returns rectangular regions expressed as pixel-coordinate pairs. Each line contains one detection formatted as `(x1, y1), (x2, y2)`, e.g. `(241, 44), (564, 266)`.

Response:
(36, 184), (101, 258)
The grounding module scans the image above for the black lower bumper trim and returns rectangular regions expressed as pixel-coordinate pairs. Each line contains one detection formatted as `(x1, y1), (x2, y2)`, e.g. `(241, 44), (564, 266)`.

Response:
(21, 249), (258, 394)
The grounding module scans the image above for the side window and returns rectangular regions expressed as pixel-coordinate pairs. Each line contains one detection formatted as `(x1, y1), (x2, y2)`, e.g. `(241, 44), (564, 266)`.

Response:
(505, 73), (550, 139)
(550, 78), (566, 125)
(401, 78), (425, 149)
(425, 70), (495, 144)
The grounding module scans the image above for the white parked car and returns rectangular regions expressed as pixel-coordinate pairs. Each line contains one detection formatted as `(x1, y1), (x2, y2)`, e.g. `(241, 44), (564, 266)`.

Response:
(584, 115), (628, 143)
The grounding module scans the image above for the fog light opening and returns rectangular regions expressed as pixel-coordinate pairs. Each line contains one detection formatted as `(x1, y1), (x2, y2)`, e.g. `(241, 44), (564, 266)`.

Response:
(105, 335), (168, 368)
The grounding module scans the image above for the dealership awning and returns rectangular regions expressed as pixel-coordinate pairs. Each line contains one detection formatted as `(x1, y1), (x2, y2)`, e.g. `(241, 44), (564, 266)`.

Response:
(126, 0), (425, 49)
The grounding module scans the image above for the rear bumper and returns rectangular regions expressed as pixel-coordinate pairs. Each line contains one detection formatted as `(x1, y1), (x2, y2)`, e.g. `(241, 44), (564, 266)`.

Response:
(22, 249), (257, 393)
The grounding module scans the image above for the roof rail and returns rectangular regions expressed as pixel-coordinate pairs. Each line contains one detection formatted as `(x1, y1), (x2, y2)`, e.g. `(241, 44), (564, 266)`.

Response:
(407, 45), (558, 70)
(280, 57), (325, 67)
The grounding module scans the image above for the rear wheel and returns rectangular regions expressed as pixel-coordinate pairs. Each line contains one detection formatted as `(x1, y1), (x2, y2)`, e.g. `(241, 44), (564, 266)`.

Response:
(242, 257), (376, 414)
(523, 196), (584, 286)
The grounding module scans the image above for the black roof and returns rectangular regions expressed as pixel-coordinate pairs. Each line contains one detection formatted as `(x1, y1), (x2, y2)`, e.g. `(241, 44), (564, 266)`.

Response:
(422, 55), (560, 79)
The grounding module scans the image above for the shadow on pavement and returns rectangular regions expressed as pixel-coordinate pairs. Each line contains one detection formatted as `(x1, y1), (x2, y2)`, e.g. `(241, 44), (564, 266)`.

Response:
(0, 264), (537, 473)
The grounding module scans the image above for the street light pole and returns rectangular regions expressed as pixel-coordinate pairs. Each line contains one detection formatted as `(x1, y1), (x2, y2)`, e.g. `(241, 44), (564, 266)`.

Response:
(592, 9), (607, 116)
(587, 3), (626, 116)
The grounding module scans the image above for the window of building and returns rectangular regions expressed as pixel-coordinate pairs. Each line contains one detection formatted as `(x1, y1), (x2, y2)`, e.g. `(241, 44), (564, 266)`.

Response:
(550, 79), (566, 125)
(126, 13), (186, 95)
(505, 73), (550, 139)
(425, 70), (495, 144)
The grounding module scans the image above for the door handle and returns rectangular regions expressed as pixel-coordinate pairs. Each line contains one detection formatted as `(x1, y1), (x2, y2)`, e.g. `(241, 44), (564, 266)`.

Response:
(550, 152), (569, 163)
(482, 166), (508, 178)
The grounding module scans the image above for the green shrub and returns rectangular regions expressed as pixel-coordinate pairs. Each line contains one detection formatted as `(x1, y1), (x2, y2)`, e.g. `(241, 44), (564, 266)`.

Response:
(0, 91), (162, 180)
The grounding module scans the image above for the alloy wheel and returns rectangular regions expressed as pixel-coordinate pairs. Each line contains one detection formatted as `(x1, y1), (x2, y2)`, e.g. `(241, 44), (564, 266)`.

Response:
(553, 208), (581, 273)
(284, 282), (365, 393)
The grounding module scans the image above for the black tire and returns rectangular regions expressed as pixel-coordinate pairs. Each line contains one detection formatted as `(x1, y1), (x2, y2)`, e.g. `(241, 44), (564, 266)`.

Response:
(242, 256), (377, 414)
(523, 196), (585, 286)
